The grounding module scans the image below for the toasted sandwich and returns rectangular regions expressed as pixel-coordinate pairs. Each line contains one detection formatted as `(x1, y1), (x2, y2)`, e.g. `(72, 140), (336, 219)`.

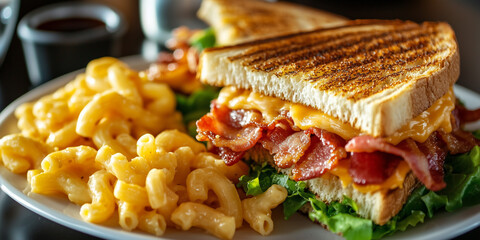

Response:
(195, 19), (480, 234)
(197, 0), (347, 45)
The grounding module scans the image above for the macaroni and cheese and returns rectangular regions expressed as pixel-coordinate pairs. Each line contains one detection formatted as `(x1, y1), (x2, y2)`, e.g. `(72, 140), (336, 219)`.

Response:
(0, 57), (287, 240)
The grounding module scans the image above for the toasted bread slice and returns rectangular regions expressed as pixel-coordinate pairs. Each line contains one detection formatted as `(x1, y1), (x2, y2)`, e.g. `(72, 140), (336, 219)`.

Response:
(197, 0), (347, 45)
(198, 20), (460, 137)
(245, 145), (419, 225)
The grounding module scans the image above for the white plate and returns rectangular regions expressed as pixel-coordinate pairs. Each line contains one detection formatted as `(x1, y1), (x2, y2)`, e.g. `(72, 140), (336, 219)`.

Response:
(0, 56), (479, 240)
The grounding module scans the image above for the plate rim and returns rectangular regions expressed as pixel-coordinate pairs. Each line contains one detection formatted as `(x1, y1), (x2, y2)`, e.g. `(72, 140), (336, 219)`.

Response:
(0, 56), (479, 240)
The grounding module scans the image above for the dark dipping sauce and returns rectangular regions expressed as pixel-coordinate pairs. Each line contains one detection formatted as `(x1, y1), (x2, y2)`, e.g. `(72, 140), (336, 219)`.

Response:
(36, 17), (105, 32)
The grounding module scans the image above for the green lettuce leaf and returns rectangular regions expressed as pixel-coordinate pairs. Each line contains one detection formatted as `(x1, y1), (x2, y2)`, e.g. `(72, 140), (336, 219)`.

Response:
(375, 145), (480, 238)
(284, 195), (309, 219)
(440, 145), (480, 211)
(309, 197), (373, 240)
(237, 145), (480, 240)
(396, 186), (429, 219)
(175, 86), (219, 137)
(396, 210), (425, 231)
(421, 191), (447, 218)
(238, 163), (373, 240)
(189, 28), (216, 51)
(473, 129), (480, 140)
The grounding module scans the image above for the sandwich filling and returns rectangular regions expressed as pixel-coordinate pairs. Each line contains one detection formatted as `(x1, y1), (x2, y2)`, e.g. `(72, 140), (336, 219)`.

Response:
(196, 87), (479, 193)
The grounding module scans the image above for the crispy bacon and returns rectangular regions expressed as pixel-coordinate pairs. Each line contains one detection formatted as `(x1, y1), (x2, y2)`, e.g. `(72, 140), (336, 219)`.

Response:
(440, 108), (480, 154)
(346, 134), (447, 191)
(211, 146), (245, 166)
(259, 123), (347, 179)
(197, 101), (479, 190)
(292, 128), (347, 181)
(196, 102), (263, 153)
(456, 102), (480, 124)
(439, 129), (479, 154)
(211, 100), (262, 128)
(415, 132), (447, 188)
(349, 152), (402, 185)
(261, 120), (311, 168)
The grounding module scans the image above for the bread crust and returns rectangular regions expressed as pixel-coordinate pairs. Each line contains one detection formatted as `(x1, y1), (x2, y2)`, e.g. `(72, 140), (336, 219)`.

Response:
(198, 20), (460, 137)
(379, 26), (460, 136)
(244, 146), (419, 225)
(408, 47), (460, 122)
(197, 0), (347, 45)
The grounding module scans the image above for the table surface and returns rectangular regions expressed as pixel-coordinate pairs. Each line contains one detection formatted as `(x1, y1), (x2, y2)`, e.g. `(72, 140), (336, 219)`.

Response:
(0, 0), (479, 239)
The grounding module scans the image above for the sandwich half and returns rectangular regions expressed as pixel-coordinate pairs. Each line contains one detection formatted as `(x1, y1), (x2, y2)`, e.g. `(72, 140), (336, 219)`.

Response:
(197, 0), (347, 45)
(195, 19), (480, 232)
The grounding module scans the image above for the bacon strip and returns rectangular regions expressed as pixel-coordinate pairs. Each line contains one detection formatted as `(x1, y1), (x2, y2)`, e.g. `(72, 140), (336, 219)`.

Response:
(292, 128), (347, 181)
(212, 146), (245, 166)
(261, 120), (311, 168)
(415, 132), (447, 188)
(456, 102), (480, 124)
(440, 108), (480, 154)
(196, 102), (263, 153)
(197, 102), (479, 190)
(439, 129), (479, 154)
(349, 152), (402, 185)
(346, 134), (447, 191)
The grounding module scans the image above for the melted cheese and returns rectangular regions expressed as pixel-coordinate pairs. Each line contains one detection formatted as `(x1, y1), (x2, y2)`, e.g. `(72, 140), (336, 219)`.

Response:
(385, 89), (454, 144)
(217, 87), (455, 192)
(218, 86), (454, 144)
(328, 160), (411, 193)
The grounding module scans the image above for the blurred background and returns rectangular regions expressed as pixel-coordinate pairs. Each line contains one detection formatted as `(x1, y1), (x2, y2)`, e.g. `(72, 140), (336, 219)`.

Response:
(0, 0), (479, 239)
(1, 0), (480, 107)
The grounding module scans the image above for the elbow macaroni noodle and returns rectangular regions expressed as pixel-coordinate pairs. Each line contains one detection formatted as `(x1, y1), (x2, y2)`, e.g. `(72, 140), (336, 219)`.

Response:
(187, 168), (243, 228)
(171, 202), (236, 240)
(242, 185), (288, 236)
(80, 170), (116, 223)
(0, 57), (289, 239)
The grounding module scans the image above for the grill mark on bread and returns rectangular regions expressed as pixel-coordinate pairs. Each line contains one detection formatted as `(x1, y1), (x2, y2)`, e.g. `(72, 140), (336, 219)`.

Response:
(260, 30), (429, 73)
(280, 30), (435, 79)
(228, 23), (419, 67)
(224, 21), (448, 100)
(310, 46), (442, 99)
(312, 49), (440, 100)
(337, 59), (440, 100)
(236, 25), (434, 73)
(331, 49), (444, 100)
(252, 28), (425, 74)
(309, 44), (430, 83)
